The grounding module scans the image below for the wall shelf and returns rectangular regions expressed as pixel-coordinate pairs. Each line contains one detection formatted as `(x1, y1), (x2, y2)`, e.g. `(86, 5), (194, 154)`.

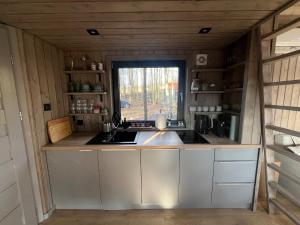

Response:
(191, 68), (227, 73)
(192, 111), (223, 115)
(64, 70), (105, 74)
(65, 92), (107, 95)
(69, 113), (108, 116)
(225, 61), (246, 70)
(191, 91), (224, 94)
(224, 88), (243, 93)
(223, 110), (240, 115)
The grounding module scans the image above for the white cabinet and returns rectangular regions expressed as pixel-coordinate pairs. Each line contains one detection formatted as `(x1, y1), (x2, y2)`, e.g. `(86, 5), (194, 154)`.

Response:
(212, 148), (259, 209)
(214, 161), (257, 183)
(99, 149), (141, 210)
(47, 151), (101, 209)
(141, 149), (179, 208)
(179, 149), (214, 208)
(212, 183), (254, 208)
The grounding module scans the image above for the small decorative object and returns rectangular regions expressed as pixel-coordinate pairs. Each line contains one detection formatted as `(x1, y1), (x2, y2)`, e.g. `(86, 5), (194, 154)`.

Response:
(191, 79), (200, 91)
(88, 99), (94, 114)
(202, 106), (209, 112)
(97, 62), (103, 71)
(216, 106), (222, 112)
(74, 81), (81, 92)
(70, 101), (76, 114)
(81, 83), (90, 92)
(65, 56), (74, 70)
(93, 105), (100, 114)
(68, 81), (74, 92)
(201, 82), (209, 91)
(209, 106), (216, 112)
(91, 62), (97, 71)
(189, 106), (197, 112)
(79, 55), (87, 70)
(196, 54), (208, 66)
(93, 82), (102, 92)
(101, 108), (108, 115)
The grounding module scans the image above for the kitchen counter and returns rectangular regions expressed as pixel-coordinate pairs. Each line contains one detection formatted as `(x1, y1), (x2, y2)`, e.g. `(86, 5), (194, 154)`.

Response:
(42, 131), (261, 151)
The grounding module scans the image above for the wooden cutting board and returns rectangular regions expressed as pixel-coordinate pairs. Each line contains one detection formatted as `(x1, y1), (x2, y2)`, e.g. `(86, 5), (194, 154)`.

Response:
(48, 117), (72, 143)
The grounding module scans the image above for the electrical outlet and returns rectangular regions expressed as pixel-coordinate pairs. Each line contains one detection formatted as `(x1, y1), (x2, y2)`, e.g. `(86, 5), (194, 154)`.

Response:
(43, 104), (51, 111)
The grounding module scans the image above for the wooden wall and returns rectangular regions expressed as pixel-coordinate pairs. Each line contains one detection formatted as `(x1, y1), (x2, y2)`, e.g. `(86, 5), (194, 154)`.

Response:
(64, 49), (224, 130)
(13, 30), (67, 214)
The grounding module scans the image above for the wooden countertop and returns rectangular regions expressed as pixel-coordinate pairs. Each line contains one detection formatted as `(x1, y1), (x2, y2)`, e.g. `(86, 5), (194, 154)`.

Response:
(42, 131), (261, 151)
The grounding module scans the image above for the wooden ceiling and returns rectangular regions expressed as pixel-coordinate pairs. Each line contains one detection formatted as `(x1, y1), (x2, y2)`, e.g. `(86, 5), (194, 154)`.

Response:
(0, 0), (294, 51)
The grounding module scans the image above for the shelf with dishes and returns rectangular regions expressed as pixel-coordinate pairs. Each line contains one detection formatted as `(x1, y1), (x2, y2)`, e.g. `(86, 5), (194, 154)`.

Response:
(191, 68), (227, 73)
(69, 113), (108, 116)
(64, 70), (105, 75)
(65, 92), (107, 96)
(191, 90), (224, 94)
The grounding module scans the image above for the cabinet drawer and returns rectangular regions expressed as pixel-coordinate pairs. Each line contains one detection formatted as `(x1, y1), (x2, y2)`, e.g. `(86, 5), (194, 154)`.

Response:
(212, 183), (254, 208)
(215, 149), (258, 161)
(214, 161), (257, 183)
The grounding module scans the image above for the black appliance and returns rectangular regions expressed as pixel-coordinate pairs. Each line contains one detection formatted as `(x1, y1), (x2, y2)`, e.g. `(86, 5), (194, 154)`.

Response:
(212, 114), (231, 137)
(86, 131), (138, 145)
(176, 130), (209, 144)
(194, 115), (212, 134)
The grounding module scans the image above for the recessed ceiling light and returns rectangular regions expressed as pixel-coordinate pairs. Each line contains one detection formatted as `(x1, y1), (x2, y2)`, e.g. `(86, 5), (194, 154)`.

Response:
(87, 29), (100, 35)
(199, 27), (212, 34)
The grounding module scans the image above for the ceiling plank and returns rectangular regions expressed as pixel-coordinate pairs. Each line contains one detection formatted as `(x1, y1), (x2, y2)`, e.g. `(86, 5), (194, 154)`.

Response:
(0, 11), (272, 23)
(11, 20), (259, 30)
(0, 1), (289, 14)
(27, 27), (245, 36)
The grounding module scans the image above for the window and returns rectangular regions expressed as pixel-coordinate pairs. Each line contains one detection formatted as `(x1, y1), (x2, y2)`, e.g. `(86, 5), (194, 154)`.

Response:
(112, 60), (185, 121)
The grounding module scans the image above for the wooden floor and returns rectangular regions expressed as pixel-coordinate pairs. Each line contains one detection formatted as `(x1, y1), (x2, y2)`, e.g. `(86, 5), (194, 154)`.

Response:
(40, 204), (294, 225)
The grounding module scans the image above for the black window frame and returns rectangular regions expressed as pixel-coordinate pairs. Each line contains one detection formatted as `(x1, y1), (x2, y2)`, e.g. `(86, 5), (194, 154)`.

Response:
(112, 60), (186, 121)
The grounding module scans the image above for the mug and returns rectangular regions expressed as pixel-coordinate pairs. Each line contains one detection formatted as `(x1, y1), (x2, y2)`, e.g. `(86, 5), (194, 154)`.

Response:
(189, 106), (197, 112)
(197, 106), (202, 112)
(216, 106), (222, 112)
(209, 106), (216, 112)
(202, 106), (209, 112)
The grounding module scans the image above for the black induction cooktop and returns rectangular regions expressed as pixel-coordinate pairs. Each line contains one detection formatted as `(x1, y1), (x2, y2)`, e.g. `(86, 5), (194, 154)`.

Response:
(176, 130), (209, 144)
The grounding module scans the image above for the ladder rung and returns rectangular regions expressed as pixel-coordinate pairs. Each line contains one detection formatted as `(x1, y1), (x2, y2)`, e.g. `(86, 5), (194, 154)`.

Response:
(264, 80), (300, 86)
(267, 145), (300, 163)
(262, 17), (300, 41)
(265, 105), (300, 111)
(269, 181), (300, 208)
(270, 199), (300, 225)
(263, 49), (300, 64)
(265, 125), (300, 138)
(268, 163), (300, 186)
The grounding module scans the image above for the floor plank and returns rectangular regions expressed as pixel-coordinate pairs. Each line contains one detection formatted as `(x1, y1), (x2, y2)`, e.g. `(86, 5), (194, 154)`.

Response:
(40, 204), (295, 225)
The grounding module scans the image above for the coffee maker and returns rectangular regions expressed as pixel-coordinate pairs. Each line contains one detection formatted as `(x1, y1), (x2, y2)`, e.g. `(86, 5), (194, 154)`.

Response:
(195, 115), (212, 134)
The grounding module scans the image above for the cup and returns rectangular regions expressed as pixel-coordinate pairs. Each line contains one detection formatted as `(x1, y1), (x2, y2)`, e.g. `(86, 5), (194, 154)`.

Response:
(209, 106), (216, 112)
(216, 106), (222, 112)
(197, 106), (202, 112)
(189, 106), (197, 112)
(202, 106), (209, 112)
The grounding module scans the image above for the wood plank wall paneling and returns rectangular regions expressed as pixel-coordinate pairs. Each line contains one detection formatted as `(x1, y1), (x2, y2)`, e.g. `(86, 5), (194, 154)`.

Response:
(64, 49), (224, 130)
(19, 31), (67, 213)
(267, 55), (300, 132)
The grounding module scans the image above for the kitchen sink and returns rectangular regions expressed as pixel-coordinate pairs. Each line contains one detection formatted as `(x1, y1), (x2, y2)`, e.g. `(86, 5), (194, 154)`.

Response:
(86, 131), (138, 145)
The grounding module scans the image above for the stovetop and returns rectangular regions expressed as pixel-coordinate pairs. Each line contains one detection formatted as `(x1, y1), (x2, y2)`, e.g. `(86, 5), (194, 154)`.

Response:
(176, 130), (209, 144)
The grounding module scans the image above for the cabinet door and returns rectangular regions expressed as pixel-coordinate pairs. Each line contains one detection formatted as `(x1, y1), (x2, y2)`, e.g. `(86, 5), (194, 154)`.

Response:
(47, 151), (101, 209)
(214, 161), (257, 183)
(179, 149), (214, 208)
(99, 149), (141, 210)
(141, 149), (179, 208)
(212, 183), (254, 208)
